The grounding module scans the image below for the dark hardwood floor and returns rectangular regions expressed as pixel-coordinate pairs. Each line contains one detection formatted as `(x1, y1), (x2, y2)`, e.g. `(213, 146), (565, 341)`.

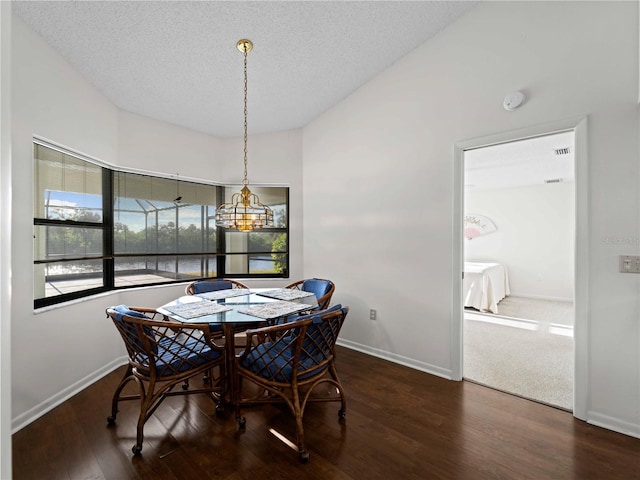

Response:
(13, 346), (640, 479)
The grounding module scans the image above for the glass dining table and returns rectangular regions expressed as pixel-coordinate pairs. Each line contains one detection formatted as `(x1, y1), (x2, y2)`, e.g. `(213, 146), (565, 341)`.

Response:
(157, 288), (318, 406)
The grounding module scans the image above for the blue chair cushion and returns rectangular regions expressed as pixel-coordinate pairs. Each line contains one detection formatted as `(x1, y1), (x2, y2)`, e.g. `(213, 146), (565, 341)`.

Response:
(292, 304), (343, 326)
(155, 336), (222, 377)
(193, 280), (233, 294)
(285, 304), (342, 339)
(240, 304), (344, 382)
(301, 278), (331, 300)
(114, 304), (149, 321)
(112, 305), (221, 377)
(298, 305), (345, 361)
(113, 305), (156, 354)
(240, 339), (322, 382)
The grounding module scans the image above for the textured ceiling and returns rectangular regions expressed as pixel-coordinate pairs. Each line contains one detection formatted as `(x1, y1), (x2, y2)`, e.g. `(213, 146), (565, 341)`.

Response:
(13, 0), (478, 137)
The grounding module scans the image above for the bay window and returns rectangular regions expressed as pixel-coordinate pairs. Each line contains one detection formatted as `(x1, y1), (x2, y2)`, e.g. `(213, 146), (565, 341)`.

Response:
(33, 141), (289, 308)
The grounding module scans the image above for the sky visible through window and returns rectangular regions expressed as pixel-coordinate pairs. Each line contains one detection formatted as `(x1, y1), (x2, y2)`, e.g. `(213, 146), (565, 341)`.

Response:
(46, 190), (208, 232)
(45, 190), (102, 221)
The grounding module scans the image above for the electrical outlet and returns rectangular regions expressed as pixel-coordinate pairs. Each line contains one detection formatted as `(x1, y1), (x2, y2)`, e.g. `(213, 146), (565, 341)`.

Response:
(619, 255), (640, 273)
(369, 309), (377, 320)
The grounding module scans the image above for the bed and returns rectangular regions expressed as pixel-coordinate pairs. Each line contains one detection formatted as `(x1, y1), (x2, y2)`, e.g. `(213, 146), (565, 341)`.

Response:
(463, 262), (510, 314)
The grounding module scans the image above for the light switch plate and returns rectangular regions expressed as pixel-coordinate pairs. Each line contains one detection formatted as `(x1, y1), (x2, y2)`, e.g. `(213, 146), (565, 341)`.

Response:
(619, 255), (640, 273)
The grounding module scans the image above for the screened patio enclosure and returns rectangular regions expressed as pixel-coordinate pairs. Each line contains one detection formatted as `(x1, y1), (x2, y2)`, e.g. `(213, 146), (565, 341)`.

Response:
(33, 142), (288, 306)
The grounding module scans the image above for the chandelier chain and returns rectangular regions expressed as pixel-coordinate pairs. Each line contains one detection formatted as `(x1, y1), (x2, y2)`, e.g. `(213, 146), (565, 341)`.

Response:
(243, 47), (248, 186)
(214, 39), (273, 231)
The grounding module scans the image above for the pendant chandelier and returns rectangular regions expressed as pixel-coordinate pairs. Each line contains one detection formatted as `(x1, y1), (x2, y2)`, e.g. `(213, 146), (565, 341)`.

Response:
(215, 39), (274, 232)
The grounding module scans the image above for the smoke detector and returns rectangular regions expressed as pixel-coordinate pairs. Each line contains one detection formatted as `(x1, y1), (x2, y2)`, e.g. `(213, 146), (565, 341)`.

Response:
(503, 91), (525, 111)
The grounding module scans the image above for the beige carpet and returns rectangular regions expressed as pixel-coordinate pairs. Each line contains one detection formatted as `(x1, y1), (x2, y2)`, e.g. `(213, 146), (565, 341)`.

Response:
(464, 296), (574, 411)
(488, 295), (574, 326)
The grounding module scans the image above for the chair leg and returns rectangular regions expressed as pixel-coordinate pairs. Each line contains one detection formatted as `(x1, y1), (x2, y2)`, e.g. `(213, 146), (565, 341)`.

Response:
(204, 367), (225, 415)
(329, 362), (347, 418)
(133, 414), (145, 455)
(107, 366), (134, 425)
(290, 386), (309, 463)
(294, 412), (308, 462)
(235, 376), (246, 428)
(132, 383), (156, 456)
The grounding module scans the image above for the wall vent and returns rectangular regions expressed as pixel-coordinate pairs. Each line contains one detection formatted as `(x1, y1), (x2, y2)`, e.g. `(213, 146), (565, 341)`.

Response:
(544, 178), (563, 184)
(554, 147), (571, 156)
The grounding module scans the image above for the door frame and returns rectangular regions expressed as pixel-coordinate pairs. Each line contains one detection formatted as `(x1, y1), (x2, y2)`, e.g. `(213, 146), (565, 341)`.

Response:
(451, 116), (588, 420)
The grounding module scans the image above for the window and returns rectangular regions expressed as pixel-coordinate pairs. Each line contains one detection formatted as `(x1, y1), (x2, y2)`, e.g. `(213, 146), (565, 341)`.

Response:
(112, 171), (219, 287)
(33, 143), (107, 304)
(33, 141), (289, 308)
(223, 186), (289, 276)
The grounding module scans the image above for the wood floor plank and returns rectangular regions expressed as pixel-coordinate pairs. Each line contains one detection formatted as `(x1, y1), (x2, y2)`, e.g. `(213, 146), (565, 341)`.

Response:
(12, 346), (640, 479)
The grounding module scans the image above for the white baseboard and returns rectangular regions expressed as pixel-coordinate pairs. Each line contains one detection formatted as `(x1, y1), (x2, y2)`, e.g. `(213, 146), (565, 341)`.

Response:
(508, 293), (573, 303)
(11, 356), (127, 434)
(587, 411), (640, 439)
(336, 339), (453, 380)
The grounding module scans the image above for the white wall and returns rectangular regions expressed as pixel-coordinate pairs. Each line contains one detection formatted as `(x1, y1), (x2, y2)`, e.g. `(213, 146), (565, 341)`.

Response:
(118, 110), (223, 176)
(11, 13), (120, 429)
(9, 14), (304, 431)
(303, 1), (640, 437)
(465, 183), (575, 300)
(0, 2), (12, 477)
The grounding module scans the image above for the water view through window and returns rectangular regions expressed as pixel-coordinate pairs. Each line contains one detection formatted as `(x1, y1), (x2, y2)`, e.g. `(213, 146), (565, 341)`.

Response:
(33, 142), (289, 307)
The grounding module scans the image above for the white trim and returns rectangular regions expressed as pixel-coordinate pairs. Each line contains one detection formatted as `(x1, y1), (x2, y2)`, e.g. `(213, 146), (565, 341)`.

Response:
(34, 136), (113, 170)
(33, 135), (290, 188)
(506, 293), (573, 303)
(453, 116), (589, 420)
(337, 339), (452, 380)
(587, 411), (640, 439)
(451, 142), (464, 381)
(11, 357), (127, 433)
(34, 281), (184, 314)
(572, 118), (589, 421)
(34, 135), (221, 186)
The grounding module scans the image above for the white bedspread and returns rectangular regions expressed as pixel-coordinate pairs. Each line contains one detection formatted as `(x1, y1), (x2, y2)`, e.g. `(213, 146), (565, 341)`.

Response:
(463, 262), (510, 314)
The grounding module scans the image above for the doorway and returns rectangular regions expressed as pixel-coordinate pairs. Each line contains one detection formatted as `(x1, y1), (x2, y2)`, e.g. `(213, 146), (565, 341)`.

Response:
(452, 117), (588, 419)
(462, 131), (575, 411)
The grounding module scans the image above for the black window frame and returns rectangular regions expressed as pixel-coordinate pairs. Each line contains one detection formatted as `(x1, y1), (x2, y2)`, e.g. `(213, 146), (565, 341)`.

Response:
(33, 141), (290, 309)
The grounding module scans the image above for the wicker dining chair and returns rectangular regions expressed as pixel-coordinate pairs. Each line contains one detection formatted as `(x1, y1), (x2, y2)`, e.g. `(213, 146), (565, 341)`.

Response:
(284, 278), (335, 310)
(185, 278), (249, 295)
(234, 304), (349, 463)
(105, 305), (225, 455)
